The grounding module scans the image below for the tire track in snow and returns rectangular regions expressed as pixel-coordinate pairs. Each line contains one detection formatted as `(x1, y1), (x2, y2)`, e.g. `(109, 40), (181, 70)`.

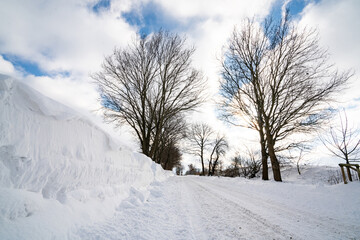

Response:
(72, 176), (359, 240)
(177, 178), (209, 240)
(194, 178), (359, 240)
(183, 178), (298, 240)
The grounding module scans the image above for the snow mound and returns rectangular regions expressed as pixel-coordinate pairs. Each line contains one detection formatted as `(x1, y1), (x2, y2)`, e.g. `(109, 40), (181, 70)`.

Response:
(0, 74), (170, 239)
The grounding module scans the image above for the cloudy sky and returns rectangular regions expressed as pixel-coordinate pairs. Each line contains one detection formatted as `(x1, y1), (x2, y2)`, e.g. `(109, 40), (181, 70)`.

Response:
(1, 0), (359, 166)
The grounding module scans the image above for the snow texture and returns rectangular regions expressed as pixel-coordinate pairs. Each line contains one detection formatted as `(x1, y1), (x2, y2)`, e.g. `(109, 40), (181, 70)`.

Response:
(0, 74), (170, 239)
(74, 174), (360, 240)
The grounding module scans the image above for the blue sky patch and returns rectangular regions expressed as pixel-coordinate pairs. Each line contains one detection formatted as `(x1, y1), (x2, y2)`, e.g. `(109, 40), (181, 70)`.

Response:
(2, 54), (71, 77)
(268, 0), (319, 23)
(287, 0), (307, 16)
(92, 0), (111, 14)
(122, 1), (181, 36)
(2, 54), (46, 76)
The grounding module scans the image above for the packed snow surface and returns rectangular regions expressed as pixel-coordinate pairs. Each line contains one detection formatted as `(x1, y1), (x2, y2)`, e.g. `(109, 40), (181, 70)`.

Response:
(1, 74), (359, 239)
(74, 173), (360, 240)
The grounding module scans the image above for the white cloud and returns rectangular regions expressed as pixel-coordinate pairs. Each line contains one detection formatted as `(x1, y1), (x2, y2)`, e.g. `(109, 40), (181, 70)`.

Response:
(0, 0), (136, 75)
(299, 1), (360, 117)
(300, 0), (360, 72)
(297, 0), (360, 164)
(153, 0), (274, 21)
(0, 55), (15, 75)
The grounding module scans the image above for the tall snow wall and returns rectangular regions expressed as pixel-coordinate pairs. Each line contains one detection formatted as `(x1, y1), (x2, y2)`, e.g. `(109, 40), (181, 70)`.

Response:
(0, 74), (168, 203)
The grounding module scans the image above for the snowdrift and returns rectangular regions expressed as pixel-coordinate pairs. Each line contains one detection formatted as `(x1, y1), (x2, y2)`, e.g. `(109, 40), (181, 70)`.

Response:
(0, 74), (169, 239)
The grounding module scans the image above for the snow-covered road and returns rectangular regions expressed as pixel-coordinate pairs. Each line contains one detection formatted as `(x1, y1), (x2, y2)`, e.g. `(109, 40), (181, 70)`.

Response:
(73, 176), (360, 240)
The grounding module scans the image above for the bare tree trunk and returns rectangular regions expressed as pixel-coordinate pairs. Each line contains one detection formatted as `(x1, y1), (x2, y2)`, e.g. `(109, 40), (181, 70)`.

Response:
(268, 146), (281, 181)
(208, 161), (212, 176)
(297, 162), (301, 175)
(261, 143), (268, 180)
(142, 139), (150, 158)
(201, 158), (205, 176)
(265, 123), (282, 182)
(200, 149), (205, 176)
(345, 155), (352, 181)
(163, 148), (170, 170)
(259, 127), (269, 180)
(211, 156), (220, 176)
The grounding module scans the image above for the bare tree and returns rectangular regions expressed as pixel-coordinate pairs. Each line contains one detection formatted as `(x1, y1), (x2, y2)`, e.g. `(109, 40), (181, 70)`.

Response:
(187, 123), (228, 176)
(208, 135), (228, 176)
(93, 31), (205, 165)
(321, 110), (360, 164)
(186, 123), (214, 175)
(220, 12), (351, 181)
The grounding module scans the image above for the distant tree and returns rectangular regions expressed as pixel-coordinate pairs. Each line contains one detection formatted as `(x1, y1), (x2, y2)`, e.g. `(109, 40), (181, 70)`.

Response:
(187, 123), (229, 176)
(215, 160), (224, 176)
(296, 150), (304, 175)
(220, 12), (351, 181)
(208, 135), (228, 176)
(320, 110), (360, 165)
(223, 156), (241, 177)
(175, 165), (184, 176)
(286, 146), (309, 175)
(185, 164), (200, 175)
(223, 150), (261, 178)
(93, 30), (205, 166)
(186, 123), (214, 175)
(239, 150), (261, 179)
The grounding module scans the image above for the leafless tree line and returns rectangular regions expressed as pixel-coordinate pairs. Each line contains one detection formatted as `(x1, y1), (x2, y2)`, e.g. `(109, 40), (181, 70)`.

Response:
(94, 13), (353, 179)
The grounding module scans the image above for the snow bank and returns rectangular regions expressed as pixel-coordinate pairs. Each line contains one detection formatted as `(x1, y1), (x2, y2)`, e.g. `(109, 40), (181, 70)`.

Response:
(280, 165), (341, 185)
(0, 74), (170, 239)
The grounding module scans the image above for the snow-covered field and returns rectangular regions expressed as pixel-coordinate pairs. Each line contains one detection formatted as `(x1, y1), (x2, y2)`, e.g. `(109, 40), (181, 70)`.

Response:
(1, 75), (359, 239)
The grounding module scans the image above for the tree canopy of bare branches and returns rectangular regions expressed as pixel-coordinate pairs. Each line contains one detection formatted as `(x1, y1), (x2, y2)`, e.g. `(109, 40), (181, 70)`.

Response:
(220, 12), (351, 181)
(186, 123), (228, 176)
(186, 123), (214, 175)
(93, 31), (205, 166)
(208, 135), (228, 176)
(321, 110), (360, 164)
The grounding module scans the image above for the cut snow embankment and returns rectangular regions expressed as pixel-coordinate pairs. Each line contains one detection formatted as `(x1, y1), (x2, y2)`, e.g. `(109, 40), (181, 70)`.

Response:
(0, 74), (170, 239)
